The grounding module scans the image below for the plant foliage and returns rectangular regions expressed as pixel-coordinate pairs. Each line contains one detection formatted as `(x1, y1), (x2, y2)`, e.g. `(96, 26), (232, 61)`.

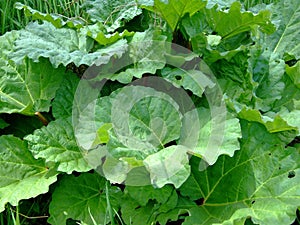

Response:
(0, 0), (299, 224)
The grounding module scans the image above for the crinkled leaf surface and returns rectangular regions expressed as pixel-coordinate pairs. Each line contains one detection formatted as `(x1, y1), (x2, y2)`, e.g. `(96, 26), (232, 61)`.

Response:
(0, 57), (64, 115)
(0, 30), (19, 61)
(180, 122), (300, 225)
(82, 0), (142, 32)
(143, 0), (206, 31)
(11, 22), (128, 67)
(48, 173), (122, 225)
(15, 3), (85, 28)
(0, 135), (57, 212)
(25, 118), (93, 174)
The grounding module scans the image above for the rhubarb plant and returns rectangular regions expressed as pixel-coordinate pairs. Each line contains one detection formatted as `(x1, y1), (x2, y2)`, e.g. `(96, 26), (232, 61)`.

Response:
(0, 0), (299, 224)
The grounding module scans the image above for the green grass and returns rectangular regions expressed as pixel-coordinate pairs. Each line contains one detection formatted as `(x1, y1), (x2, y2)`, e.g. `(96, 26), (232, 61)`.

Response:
(0, 0), (86, 35)
(0, 205), (20, 225)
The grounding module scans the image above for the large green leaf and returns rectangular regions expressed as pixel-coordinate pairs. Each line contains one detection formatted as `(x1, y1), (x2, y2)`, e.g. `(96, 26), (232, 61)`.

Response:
(0, 135), (57, 212)
(142, 0), (206, 31)
(180, 122), (300, 225)
(265, 0), (300, 59)
(82, 0), (142, 32)
(48, 173), (122, 225)
(0, 57), (65, 115)
(110, 85), (182, 155)
(15, 2), (85, 29)
(25, 118), (93, 174)
(0, 31), (64, 115)
(11, 22), (128, 67)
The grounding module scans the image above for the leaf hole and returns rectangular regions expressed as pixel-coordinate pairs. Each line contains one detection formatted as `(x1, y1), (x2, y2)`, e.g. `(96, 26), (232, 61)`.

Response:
(135, 205), (141, 210)
(175, 75), (182, 81)
(288, 171), (296, 178)
(194, 198), (205, 206)
(251, 200), (255, 204)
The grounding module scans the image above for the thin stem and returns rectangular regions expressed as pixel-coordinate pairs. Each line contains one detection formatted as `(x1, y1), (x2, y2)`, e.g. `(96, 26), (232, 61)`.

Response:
(35, 112), (49, 126)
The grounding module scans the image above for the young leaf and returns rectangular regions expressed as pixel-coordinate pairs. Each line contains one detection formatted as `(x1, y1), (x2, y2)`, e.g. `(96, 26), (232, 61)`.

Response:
(25, 118), (93, 174)
(180, 122), (300, 225)
(48, 173), (122, 225)
(0, 135), (57, 213)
